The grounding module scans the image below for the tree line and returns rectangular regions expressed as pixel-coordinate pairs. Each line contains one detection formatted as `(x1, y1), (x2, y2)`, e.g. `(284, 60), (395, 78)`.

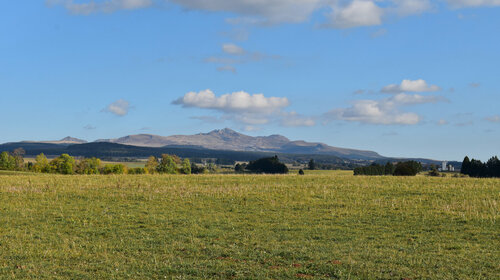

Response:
(0, 149), (208, 175)
(461, 156), (500, 178)
(354, 161), (422, 176)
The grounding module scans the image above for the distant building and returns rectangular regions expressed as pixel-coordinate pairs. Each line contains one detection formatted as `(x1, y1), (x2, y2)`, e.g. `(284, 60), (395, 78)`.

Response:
(439, 161), (455, 172)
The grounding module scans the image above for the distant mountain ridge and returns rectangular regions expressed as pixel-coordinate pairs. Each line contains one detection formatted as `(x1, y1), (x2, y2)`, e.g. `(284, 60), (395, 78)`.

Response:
(21, 136), (87, 145)
(96, 128), (383, 160)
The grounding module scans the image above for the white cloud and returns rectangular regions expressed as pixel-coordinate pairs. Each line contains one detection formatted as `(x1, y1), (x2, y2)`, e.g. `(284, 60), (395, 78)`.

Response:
(47, 0), (492, 29)
(171, 0), (323, 24)
(83, 124), (96, 130)
(173, 89), (289, 114)
(47, 0), (153, 14)
(447, 0), (500, 8)
(381, 79), (442, 93)
(206, 44), (278, 73)
(103, 99), (130, 116)
(325, 93), (444, 125)
(280, 112), (316, 127)
(190, 115), (225, 124)
(243, 125), (261, 132)
(485, 115), (500, 123)
(328, 0), (384, 28)
(371, 28), (387, 38)
(205, 56), (241, 65)
(390, 93), (444, 104)
(392, 0), (433, 16)
(174, 89), (316, 127)
(222, 43), (246, 55)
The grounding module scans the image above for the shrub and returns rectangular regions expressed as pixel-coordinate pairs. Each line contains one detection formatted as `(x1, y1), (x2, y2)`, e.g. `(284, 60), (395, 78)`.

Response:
(234, 163), (247, 173)
(76, 157), (101, 174)
(50, 154), (76, 174)
(428, 168), (440, 177)
(190, 163), (206, 174)
(101, 164), (127, 175)
(145, 156), (158, 174)
(34, 153), (51, 173)
(157, 154), (178, 174)
(0, 151), (16, 171)
(394, 161), (422, 176)
(180, 159), (191, 175)
(128, 167), (147, 174)
(246, 156), (288, 174)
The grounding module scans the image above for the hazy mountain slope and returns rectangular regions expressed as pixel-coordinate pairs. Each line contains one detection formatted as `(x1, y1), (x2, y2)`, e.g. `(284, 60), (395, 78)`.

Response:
(97, 128), (383, 159)
(21, 136), (87, 145)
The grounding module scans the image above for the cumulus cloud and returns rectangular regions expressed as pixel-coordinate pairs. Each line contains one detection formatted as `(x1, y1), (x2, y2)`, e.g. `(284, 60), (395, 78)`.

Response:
(381, 79), (442, 93)
(47, 0), (491, 29)
(46, 0), (152, 14)
(174, 89), (315, 127)
(328, 0), (384, 28)
(485, 115), (500, 123)
(325, 93), (444, 125)
(103, 99), (130, 116)
(173, 89), (289, 114)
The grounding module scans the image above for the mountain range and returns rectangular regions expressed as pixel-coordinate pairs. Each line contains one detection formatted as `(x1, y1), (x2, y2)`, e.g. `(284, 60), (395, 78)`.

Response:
(1, 129), (451, 167)
(95, 128), (383, 160)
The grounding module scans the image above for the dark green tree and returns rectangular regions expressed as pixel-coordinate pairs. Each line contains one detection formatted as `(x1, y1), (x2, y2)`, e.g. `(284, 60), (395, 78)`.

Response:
(461, 156), (471, 176)
(190, 162), (206, 174)
(486, 156), (500, 177)
(384, 162), (395, 175)
(308, 159), (316, 170)
(246, 156), (288, 174)
(234, 163), (247, 173)
(393, 161), (422, 176)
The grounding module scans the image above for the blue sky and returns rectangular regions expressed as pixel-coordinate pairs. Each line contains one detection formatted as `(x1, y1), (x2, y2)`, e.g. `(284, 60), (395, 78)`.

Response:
(1, 0), (499, 161)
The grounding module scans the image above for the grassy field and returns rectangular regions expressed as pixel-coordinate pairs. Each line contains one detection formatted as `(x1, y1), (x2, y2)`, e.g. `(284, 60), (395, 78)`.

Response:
(0, 172), (498, 279)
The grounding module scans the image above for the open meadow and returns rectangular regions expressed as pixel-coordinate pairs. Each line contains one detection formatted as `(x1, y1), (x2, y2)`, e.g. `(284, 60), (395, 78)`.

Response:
(0, 171), (498, 279)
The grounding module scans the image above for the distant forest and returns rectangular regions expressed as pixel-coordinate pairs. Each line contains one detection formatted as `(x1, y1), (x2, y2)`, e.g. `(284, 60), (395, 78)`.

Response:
(353, 161), (422, 176)
(461, 156), (500, 178)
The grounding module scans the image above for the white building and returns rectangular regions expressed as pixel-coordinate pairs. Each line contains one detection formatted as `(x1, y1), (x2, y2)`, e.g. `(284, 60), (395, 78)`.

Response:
(439, 161), (455, 172)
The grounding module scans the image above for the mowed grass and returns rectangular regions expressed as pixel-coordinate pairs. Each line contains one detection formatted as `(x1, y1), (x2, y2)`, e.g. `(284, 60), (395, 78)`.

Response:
(0, 173), (498, 279)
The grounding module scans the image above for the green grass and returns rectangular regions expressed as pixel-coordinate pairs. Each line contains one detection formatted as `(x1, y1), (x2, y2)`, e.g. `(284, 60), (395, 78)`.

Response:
(0, 173), (498, 279)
